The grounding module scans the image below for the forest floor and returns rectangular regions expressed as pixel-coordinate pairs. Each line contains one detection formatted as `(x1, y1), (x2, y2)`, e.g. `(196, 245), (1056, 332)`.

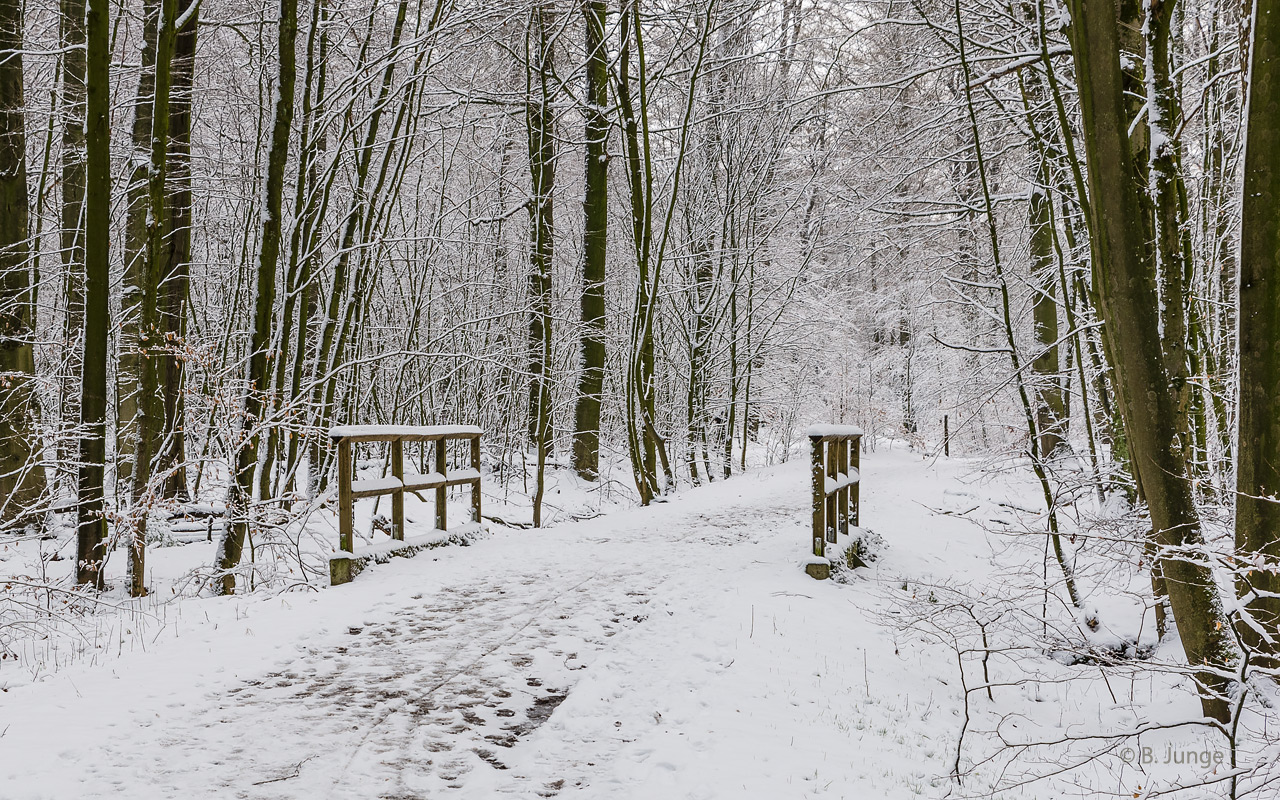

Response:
(1, 447), (1231, 799)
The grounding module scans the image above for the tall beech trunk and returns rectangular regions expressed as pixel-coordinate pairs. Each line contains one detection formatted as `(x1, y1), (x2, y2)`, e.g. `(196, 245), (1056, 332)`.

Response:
(1061, 0), (1236, 720)
(125, 0), (178, 597)
(0, 0), (46, 528)
(572, 0), (607, 482)
(216, 0), (297, 593)
(159, 0), (198, 501)
(57, 0), (87, 493)
(526, 0), (555, 526)
(117, 4), (161, 492)
(1235, 0), (1280, 661)
(75, 0), (111, 586)
(1146, 0), (1193, 468)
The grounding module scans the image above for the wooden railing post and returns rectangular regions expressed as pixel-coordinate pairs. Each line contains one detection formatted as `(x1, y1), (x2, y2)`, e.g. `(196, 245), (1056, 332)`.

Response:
(435, 438), (447, 531)
(851, 435), (861, 526)
(810, 435), (825, 557)
(825, 439), (838, 543)
(337, 438), (354, 553)
(391, 438), (405, 540)
(837, 438), (850, 536)
(470, 435), (482, 523)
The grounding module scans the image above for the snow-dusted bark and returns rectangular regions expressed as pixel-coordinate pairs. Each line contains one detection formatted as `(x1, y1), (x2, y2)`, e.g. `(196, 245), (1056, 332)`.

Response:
(1235, 0), (1280, 662)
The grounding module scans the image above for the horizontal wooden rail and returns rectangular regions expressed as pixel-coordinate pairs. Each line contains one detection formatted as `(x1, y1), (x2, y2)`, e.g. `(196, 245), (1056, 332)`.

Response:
(329, 425), (483, 585)
(807, 425), (862, 579)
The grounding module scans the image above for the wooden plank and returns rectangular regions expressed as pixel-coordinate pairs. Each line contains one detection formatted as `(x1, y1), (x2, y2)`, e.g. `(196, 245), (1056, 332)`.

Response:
(435, 438), (447, 531)
(351, 477), (404, 498)
(337, 438), (354, 554)
(400, 472), (446, 492)
(330, 431), (483, 444)
(444, 468), (481, 487)
(810, 436), (825, 557)
(471, 436), (482, 524)
(329, 425), (484, 443)
(391, 439), (405, 541)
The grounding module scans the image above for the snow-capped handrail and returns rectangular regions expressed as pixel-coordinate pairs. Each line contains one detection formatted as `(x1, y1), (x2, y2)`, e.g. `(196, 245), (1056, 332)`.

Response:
(328, 424), (483, 441)
(807, 426), (862, 575)
(330, 424), (484, 586)
(805, 423), (864, 441)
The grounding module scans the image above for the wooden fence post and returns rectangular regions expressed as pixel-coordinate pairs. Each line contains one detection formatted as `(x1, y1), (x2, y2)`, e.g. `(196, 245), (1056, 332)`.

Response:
(338, 438), (353, 553)
(838, 438), (850, 536)
(471, 435), (482, 523)
(810, 435), (825, 557)
(851, 435), (861, 526)
(825, 439), (838, 543)
(391, 438), (404, 540)
(435, 438), (447, 531)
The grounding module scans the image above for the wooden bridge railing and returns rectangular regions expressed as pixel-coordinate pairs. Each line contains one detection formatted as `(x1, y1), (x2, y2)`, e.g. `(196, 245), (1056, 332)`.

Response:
(808, 425), (862, 576)
(328, 425), (483, 585)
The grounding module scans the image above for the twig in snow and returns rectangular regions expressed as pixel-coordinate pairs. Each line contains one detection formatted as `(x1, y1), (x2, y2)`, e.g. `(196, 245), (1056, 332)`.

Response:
(252, 756), (315, 785)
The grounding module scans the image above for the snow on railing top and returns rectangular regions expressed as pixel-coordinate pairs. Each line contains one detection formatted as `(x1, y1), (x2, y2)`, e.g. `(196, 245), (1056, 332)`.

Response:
(329, 424), (484, 440)
(805, 423), (864, 439)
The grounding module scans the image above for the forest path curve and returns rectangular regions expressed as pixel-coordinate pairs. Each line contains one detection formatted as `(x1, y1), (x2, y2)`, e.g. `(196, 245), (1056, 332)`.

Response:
(3, 449), (999, 799)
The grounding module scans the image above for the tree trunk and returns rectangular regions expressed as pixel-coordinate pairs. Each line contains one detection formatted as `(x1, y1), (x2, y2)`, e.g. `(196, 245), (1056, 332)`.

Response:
(1235, 0), (1280, 662)
(57, 0), (87, 496)
(159, 0), (199, 501)
(117, 0), (161, 493)
(527, 0), (555, 526)
(75, 0), (111, 587)
(1061, 0), (1237, 720)
(1146, 0), (1193, 470)
(125, 0), (178, 597)
(571, 0), (607, 482)
(216, 0), (297, 593)
(0, 0), (46, 528)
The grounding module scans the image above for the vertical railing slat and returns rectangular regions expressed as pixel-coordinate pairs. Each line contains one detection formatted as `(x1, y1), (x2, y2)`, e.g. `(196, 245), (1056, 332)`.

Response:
(391, 438), (404, 540)
(337, 438), (353, 553)
(435, 438), (448, 531)
(852, 435), (861, 527)
(471, 435), (482, 524)
(810, 435), (825, 557)
(825, 439), (838, 544)
(837, 438), (849, 536)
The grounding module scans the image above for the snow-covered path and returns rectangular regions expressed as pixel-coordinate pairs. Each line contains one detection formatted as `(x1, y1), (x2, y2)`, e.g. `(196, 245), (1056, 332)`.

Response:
(3, 450), (1006, 799)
